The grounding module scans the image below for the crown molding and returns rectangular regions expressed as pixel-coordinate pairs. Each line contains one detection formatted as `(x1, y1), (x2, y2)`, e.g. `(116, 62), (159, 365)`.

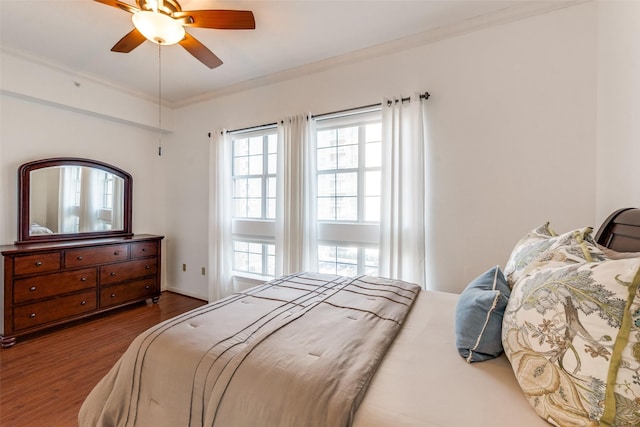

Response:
(174, 0), (588, 108)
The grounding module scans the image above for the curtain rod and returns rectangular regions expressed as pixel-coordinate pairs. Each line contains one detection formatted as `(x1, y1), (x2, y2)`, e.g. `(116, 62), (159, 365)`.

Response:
(220, 91), (430, 135)
(313, 91), (430, 120)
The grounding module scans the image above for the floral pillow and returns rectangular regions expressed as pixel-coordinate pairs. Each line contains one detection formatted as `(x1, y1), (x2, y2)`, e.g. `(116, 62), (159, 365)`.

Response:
(502, 257), (640, 426)
(504, 224), (606, 288)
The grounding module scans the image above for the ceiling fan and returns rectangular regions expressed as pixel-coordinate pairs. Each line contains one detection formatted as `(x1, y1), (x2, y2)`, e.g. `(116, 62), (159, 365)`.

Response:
(94, 0), (255, 69)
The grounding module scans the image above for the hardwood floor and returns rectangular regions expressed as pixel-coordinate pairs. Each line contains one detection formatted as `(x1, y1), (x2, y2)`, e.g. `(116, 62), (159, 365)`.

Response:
(0, 291), (206, 427)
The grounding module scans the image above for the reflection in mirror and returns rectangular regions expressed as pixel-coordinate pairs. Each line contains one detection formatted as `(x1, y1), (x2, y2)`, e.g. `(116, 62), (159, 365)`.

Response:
(29, 166), (125, 236)
(18, 158), (132, 243)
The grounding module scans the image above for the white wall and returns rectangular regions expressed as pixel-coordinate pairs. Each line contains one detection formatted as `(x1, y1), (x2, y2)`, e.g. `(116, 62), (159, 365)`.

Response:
(5, 1), (638, 300)
(595, 0), (640, 224)
(0, 79), (169, 285)
(166, 2), (599, 297)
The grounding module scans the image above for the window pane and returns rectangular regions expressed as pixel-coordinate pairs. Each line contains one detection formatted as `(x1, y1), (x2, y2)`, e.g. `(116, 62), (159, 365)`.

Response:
(338, 127), (358, 146)
(365, 123), (381, 143)
(234, 178), (247, 197)
(365, 248), (379, 268)
(248, 253), (262, 273)
(365, 141), (381, 168)
(233, 240), (275, 278)
(234, 157), (248, 175)
(336, 172), (357, 196)
(268, 134), (277, 153)
(249, 137), (263, 155)
(235, 138), (248, 156)
(365, 170), (380, 196)
(247, 199), (261, 218)
(364, 196), (380, 222)
(337, 247), (357, 264)
(317, 147), (337, 171)
(337, 263), (357, 276)
(318, 262), (336, 275)
(266, 199), (276, 220)
(267, 177), (276, 198)
(337, 144), (358, 169)
(268, 153), (277, 174)
(235, 251), (248, 271)
(247, 178), (262, 198)
(317, 173), (335, 197)
(336, 197), (357, 220)
(317, 129), (336, 148)
(234, 199), (247, 217)
(248, 155), (263, 175)
(317, 197), (335, 220)
(317, 245), (379, 276)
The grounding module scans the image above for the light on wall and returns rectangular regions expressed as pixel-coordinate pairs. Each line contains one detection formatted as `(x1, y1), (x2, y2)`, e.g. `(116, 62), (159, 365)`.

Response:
(131, 10), (185, 45)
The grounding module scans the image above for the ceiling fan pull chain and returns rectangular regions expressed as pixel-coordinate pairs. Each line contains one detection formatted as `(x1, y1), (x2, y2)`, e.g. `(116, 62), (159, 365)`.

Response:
(158, 43), (162, 156)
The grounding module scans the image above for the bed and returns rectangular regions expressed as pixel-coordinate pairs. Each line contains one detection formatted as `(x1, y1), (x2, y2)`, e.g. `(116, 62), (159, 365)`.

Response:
(79, 208), (640, 427)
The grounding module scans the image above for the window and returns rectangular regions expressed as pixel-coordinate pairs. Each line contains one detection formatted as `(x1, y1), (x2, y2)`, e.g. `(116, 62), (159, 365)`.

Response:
(231, 128), (278, 278)
(227, 109), (382, 280)
(102, 172), (113, 210)
(315, 111), (382, 276)
(233, 240), (276, 277)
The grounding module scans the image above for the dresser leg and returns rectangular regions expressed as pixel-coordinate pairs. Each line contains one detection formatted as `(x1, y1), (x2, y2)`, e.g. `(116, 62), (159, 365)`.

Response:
(1, 335), (16, 348)
(152, 295), (160, 304)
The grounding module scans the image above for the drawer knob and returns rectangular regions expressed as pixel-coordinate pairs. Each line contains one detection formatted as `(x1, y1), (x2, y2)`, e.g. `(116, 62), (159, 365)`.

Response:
(110, 272), (116, 276)
(113, 251), (119, 256)
(142, 248), (147, 252)
(76, 256), (83, 261)
(145, 285), (150, 289)
(29, 313), (36, 318)
(80, 300), (87, 305)
(81, 277), (87, 282)
(35, 261), (42, 267)
(29, 286), (37, 292)
(145, 265), (151, 270)
(110, 293), (116, 298)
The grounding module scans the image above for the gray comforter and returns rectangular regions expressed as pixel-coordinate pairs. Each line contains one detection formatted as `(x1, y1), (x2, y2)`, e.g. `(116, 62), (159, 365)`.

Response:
(79, 272), (420, 427)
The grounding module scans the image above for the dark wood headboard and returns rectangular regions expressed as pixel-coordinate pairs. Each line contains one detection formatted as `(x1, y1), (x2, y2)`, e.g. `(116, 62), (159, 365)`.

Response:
(595, 208), (640, 252)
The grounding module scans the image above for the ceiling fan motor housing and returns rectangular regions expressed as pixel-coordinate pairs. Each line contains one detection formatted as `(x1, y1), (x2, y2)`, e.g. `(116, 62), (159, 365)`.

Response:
(138, 0), (182, 15)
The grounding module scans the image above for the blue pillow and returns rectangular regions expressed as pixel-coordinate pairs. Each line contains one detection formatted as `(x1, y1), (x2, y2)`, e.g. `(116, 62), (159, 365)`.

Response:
(455, 266), (511, 363)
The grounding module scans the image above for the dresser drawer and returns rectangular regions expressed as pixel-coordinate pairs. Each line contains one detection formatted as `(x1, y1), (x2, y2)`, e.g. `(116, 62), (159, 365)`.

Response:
(14, 290), (97, 331)
(131, 241), (157, 259)
(100, 278), (157, 308)
(13, 268), (97, 304)
(100, 258), (157, 285)
(65, 244), (129, 268)
(13, 252), (61, 276)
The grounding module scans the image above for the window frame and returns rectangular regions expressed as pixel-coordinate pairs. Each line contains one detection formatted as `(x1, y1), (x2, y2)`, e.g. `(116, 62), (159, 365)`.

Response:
(314, 109), (382, 275)
(230, 126), (278, 279)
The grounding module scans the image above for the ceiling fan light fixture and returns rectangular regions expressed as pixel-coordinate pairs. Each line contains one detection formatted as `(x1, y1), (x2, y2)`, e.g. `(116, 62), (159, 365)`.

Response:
(132, 11), (185, 45)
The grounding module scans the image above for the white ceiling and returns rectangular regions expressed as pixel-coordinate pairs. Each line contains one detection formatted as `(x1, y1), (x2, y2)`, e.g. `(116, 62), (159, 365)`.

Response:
(1, 0), (576, 106)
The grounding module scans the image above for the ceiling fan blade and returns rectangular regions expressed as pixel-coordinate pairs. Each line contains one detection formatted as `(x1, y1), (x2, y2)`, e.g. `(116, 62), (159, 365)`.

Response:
(174, 10), (255, 30)
(111, 28), (147, 53)
(179, 33), (223, 69)
(93, 0), (139, 14)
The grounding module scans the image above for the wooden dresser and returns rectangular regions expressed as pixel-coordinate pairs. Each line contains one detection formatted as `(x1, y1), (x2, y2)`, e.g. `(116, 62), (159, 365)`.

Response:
(0, 234), (163, 347)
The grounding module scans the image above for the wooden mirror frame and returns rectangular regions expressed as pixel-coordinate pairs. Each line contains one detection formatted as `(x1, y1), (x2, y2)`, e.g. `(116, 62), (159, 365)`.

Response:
(17, 158), (133, 244)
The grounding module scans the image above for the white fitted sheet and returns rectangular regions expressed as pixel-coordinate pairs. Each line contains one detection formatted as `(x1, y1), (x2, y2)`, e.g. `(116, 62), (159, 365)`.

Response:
(353, 290), (548, 427)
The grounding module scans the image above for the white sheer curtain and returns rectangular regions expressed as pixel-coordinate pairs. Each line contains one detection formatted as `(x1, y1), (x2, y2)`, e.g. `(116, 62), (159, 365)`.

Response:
(111, 177), (124, 230)
(379, 95), (429, 288)
(208, 130), (234, 301)
(59, 166), (78, 233)
(79, 168), (100, 232)
(275, 115), (318, 276)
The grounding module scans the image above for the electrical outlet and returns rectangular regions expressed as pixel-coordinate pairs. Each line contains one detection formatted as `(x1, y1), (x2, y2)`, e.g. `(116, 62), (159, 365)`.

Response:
(182, 264), (186, 272)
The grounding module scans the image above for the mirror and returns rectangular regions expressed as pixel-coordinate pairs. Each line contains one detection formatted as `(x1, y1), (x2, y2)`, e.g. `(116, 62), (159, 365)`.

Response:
(18, 158), (132, 243)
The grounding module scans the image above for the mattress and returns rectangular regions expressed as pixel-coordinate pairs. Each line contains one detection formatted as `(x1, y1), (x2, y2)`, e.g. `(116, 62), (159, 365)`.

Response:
(354, 290), (547, 427)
